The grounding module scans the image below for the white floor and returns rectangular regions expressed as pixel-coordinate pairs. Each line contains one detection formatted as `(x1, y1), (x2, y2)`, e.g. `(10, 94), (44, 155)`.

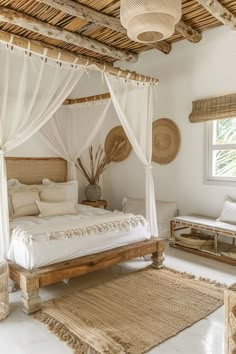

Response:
(1, 242), (236, 354)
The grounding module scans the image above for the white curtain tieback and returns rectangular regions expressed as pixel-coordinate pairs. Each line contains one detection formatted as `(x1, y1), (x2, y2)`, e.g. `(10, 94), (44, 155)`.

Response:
(145, 164), (153, 171)
(0, 148), (6, 156)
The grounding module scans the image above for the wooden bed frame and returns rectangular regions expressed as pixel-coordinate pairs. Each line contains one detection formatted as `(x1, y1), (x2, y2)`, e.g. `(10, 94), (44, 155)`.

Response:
(9, 238), (164, 314)
(6, 157), (164, 314)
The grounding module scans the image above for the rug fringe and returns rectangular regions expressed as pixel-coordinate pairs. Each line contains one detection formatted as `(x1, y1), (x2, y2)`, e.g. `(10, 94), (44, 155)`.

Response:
(162, 266), (227, 288)
(198, 276), (227, 288)
(34, 312), (100, 354)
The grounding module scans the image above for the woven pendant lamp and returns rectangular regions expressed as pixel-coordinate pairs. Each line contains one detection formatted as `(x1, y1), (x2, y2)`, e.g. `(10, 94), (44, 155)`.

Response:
(120, 0), (182, 43)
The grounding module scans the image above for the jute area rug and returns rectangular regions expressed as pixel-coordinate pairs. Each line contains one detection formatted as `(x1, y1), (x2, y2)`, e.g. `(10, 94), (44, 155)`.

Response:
(35, 267), (225, 354)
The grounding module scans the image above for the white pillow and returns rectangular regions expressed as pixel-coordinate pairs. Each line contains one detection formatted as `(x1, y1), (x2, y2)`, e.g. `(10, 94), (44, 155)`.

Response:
(7, 179), (21, 217)
(40, 187), (72, 203)
(122, 197), (178, 238)
(8, 180), (78, 216)
(36, 200), (77, 217)
(217, 198), (236, 224)
(8, 182), (50, 218)
(11, 190), (40, 218)
(7, 178), (21, 188)
(122, 197), (145, 215)
(42, 179), (78, 203)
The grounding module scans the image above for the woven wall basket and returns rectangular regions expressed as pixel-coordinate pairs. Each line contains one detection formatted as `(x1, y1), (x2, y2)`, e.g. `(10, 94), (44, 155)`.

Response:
(152, 118), (181, 165)
(105, 125), (132, 162)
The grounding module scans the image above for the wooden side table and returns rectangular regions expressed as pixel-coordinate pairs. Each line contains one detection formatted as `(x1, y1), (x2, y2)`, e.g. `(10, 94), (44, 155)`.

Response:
(81, 200), (108, 209)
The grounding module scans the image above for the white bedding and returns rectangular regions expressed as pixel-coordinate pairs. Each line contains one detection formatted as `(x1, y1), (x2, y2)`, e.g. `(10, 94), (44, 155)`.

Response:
(8, 204), (151, 270)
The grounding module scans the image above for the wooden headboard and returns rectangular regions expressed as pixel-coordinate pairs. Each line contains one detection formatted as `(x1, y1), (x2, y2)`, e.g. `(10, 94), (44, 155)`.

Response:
(6, 157), (67, 185)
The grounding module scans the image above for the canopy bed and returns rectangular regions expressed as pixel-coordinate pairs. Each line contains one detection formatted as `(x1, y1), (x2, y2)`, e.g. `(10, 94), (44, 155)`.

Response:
(6, 157), (164, 314)
(0, 35), (163, 315)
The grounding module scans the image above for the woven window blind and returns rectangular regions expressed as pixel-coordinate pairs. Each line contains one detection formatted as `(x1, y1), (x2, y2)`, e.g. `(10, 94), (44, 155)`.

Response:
(189, 93), (236, 123)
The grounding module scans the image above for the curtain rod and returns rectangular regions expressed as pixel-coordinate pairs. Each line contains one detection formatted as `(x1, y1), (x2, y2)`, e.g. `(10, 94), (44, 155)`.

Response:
(64, 93), (111, 105)
(0, 31), (159, 85)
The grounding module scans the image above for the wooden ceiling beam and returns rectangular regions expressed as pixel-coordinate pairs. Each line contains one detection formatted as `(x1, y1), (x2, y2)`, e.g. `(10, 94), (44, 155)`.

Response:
(37, 0), (126, 34)
(0, 30), (159, 84)
(196, 0), (236, 30)
(0, 6), (138, 62)
(36, 0), (172, 54)
(176, 20), (202, 43)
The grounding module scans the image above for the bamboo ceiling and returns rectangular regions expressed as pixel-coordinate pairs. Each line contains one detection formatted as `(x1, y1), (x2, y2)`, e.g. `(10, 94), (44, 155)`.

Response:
(0, 0), (235, 63)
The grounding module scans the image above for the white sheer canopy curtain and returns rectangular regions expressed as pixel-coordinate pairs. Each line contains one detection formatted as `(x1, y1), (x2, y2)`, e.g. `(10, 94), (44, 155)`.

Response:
(0, 42), (85, 260)
(105, 74), (158, 236)
(40, 99), (111, 181)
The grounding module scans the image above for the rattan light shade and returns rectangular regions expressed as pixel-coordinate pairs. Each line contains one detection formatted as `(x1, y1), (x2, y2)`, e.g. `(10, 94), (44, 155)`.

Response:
(120, 0), (182, 43)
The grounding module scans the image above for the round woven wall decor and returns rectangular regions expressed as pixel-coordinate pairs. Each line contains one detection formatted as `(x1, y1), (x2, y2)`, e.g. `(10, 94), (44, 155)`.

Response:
(152, 118), (180, 165)
(105, 125), (132, 162)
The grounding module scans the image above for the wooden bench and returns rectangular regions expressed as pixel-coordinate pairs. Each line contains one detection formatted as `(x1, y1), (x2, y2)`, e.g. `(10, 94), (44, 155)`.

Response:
(170, 215), (236, 266)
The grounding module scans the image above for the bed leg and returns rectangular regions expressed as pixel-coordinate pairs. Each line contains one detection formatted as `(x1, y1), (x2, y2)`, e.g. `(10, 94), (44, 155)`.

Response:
(20, 274), (41, 315)
(21, 289), (41, 315)
(8, 279), (19, 293)
(152, 239), (165, 269)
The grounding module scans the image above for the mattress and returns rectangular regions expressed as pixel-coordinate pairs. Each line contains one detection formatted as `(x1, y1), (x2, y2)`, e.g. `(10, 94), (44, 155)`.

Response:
(8, 204), (151, 270)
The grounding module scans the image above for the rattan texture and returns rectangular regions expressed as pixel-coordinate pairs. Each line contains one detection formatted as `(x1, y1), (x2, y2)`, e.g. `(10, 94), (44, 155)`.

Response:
(120, 0), (182, 42)
(189, 93), (236, 123)
(6, 158), (67, 184)
(105, 125), (132, 162)
(152, 118), (181, 165)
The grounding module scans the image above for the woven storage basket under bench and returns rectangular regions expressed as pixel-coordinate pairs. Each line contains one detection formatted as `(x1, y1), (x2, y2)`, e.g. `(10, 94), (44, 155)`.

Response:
(170, 215), (236, 266)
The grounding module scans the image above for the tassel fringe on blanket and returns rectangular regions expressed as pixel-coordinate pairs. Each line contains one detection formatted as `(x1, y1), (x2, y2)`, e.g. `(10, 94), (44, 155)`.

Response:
(12, 215), (149, 246)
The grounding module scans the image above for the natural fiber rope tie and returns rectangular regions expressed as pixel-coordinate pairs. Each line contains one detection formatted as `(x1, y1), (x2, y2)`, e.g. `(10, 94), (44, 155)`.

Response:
(57, 52), (62, 66)
(41, 48), (48, 62)
(8, 34), (14, 51)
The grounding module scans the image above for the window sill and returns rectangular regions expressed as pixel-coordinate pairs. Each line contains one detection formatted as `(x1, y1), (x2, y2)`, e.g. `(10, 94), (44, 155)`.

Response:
(204, 177), (236, 187)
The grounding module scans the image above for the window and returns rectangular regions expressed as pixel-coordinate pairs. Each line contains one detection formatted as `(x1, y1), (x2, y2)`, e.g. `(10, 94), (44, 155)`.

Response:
(206, 118), (236, 184)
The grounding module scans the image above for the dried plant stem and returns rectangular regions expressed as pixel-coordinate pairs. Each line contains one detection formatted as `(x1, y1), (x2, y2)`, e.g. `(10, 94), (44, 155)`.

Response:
(76, 141), (126, 184)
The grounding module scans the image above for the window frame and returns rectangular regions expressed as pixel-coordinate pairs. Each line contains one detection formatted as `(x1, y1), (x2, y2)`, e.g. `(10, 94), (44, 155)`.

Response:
(205, 120), (236, 185)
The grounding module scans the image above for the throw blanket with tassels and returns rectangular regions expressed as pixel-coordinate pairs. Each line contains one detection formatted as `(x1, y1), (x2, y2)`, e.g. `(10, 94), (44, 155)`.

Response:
(11, 212), (150, 246)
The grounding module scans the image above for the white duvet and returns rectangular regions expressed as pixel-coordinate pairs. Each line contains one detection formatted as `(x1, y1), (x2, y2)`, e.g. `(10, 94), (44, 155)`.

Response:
(8, 204), (151, 270)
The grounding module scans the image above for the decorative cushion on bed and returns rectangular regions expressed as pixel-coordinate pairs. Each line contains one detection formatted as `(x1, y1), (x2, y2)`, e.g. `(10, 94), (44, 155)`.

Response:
(8, 182), (49, 217)
(122, 197), (178, 238)
(7, 178), (21, 188)
(42, 179), (78, 203)
(217, 198), (236, 224)
(36, 200), (77, 217)
(8, 180), (78, 216)
(40, 187), (74, 203)
(7, 179), (21, 217)
(11, 190), (40, 218)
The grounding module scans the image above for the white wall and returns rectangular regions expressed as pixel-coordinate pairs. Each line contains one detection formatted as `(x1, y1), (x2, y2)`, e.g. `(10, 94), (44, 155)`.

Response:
(102, 26), (236, 216)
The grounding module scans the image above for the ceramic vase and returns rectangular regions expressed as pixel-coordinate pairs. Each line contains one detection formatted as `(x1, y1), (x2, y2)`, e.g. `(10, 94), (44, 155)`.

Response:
(85, 184), (102, 201)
